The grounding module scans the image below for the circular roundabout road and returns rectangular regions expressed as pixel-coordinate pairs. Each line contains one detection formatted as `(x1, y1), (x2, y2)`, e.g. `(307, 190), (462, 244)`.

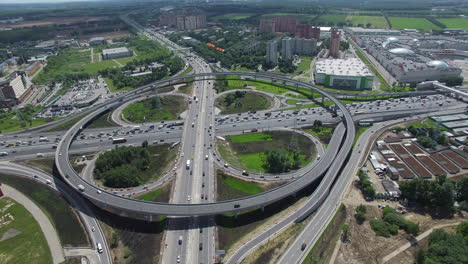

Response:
(55, 72), (356, 217)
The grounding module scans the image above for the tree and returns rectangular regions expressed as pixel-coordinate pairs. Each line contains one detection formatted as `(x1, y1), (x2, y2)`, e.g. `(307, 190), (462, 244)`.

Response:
(355, 204), (367, 224)
(150, 96), (162, 109)
(436, 134), (449, 145)
(456, 221), (468, 241)
(263, 149), (292, 173)
(366, 23), (372, 28)
(142, 140), (148, 148)
(415, 249), (426, 264)
(342, 224), (350, 242)
(312, 120), (322, 130)
(417, 136), (437, 148)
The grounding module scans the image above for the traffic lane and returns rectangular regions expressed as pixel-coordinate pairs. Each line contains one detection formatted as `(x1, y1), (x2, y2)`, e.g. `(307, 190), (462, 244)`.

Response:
(0, 133), (182, 160)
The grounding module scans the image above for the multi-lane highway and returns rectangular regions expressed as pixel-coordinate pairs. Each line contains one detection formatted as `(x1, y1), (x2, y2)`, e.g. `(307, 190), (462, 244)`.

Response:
(0, 13), (466, 264)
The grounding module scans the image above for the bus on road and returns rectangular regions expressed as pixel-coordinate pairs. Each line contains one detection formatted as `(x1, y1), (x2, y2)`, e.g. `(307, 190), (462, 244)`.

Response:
(112, 138), (127, 144)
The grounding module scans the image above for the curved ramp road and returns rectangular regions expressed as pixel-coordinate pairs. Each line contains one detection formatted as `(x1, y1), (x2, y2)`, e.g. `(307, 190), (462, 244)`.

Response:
(55, 72), (356, 217)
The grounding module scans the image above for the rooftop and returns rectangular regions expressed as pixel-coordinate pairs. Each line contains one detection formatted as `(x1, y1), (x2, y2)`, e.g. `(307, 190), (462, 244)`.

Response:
(102, 47), (131, 55)
(315, 58), (373, 77)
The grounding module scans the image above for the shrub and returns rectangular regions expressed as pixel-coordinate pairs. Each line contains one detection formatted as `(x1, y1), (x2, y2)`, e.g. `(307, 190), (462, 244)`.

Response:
(370, 219), (391, 237)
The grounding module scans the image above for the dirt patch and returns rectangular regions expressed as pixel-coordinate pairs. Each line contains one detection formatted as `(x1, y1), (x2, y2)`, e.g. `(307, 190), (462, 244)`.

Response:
(0, 228), (21, 242)
(337, 183), (468, 264)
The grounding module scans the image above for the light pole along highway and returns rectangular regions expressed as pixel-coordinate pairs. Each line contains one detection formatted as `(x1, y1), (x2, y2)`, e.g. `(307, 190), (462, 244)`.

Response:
(55, 72), (356, 218)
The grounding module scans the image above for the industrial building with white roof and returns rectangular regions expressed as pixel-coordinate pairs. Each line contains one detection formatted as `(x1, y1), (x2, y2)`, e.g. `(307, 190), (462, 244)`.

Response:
(314, 58), (374, 90)
(102, 47), (133, 60)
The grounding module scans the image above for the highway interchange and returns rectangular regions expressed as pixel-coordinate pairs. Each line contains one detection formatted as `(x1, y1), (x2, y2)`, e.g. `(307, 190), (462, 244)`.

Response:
(0, 14), (467, 264)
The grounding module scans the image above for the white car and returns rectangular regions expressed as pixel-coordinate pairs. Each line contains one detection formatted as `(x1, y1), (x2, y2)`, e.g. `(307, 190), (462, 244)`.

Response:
(187, 195), (191, 201)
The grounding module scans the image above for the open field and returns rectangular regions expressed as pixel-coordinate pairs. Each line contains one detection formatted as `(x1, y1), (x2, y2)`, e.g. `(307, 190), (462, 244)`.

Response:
(436, 18), (468, 29)
(217, 131), (316, 173)
(315, 14), (347, 25)
(388, 17), (440, 30)
(216, 92), (272, 115)
(212, 13), (256, 21)
(346, 15), (389, 28)
(0, 174), (90, 247)
(0, 197), (52, 264)
(229, 132), (272, 143)
(0, 16), (109, 29)
(295, 57), (312, 74)
(122, 95), (187, 123)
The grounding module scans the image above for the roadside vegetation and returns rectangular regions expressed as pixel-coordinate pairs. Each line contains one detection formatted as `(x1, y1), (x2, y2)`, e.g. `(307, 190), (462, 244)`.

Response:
(122, 95), (187, 123)
(0, 174), (89, 247)
(0, 197), (52, 264)
(216, 91), (272, 114)
(370, 207), (420, 237)
(400, 175), (468, 215)
(94, 142), (178, 188)
(217, 131), (316, 174)
(134, 179), (173, 203)
(216, 170), (271, 201)
(415, 222), (468, 264)
(0, 105), (57, 133)
(304, 120), (334, 147)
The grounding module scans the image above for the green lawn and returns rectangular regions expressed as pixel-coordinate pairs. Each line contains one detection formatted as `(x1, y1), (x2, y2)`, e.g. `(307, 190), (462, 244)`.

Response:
(388, 17), (440, 30)
(436, 18), (468, 29)
(0, 197), (52, 264)
(239, 153), (265, 172)
(180, 65), (193, 76)
(216, 92), (272, 115)
(222, 175), (263, 195)
(122, 95), (187, 123)
(346, 15), (389, 28)
(104, 77), (132, 92)
(0, 174), (90, 247)
(286, 99), (301, 105)
(218, 131), (316, 173)
(228, 132), (273, 143)
(294, 57), (312, 74)
(82, 60), (119, 74)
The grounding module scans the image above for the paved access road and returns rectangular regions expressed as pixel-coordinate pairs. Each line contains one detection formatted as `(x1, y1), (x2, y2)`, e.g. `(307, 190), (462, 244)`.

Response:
(2, 184), (65, 264)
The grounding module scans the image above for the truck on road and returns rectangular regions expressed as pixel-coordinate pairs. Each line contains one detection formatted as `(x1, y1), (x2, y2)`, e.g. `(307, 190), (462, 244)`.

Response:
(186, 160), (191, 169)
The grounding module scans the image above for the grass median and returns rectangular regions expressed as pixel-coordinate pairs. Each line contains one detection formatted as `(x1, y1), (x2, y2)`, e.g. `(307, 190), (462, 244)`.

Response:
(0, 174), (90, 247)
(0, 197), (52, 264)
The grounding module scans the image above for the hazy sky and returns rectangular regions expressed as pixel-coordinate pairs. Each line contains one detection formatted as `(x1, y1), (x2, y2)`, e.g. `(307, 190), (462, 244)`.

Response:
(0, 0), (93, 3)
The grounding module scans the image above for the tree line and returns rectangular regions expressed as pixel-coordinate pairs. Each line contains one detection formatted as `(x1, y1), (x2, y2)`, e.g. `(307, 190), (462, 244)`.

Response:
(94, 143), (150, 188)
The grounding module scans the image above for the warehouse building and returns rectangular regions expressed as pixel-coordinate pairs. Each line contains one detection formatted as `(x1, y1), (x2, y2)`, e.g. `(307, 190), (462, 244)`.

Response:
(0, 71), (32, 107)
(354, 35), (463, 83)
(314, 58), (374, 90)
(344, 27), (401, 36)
(102, 47), (133, 60)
